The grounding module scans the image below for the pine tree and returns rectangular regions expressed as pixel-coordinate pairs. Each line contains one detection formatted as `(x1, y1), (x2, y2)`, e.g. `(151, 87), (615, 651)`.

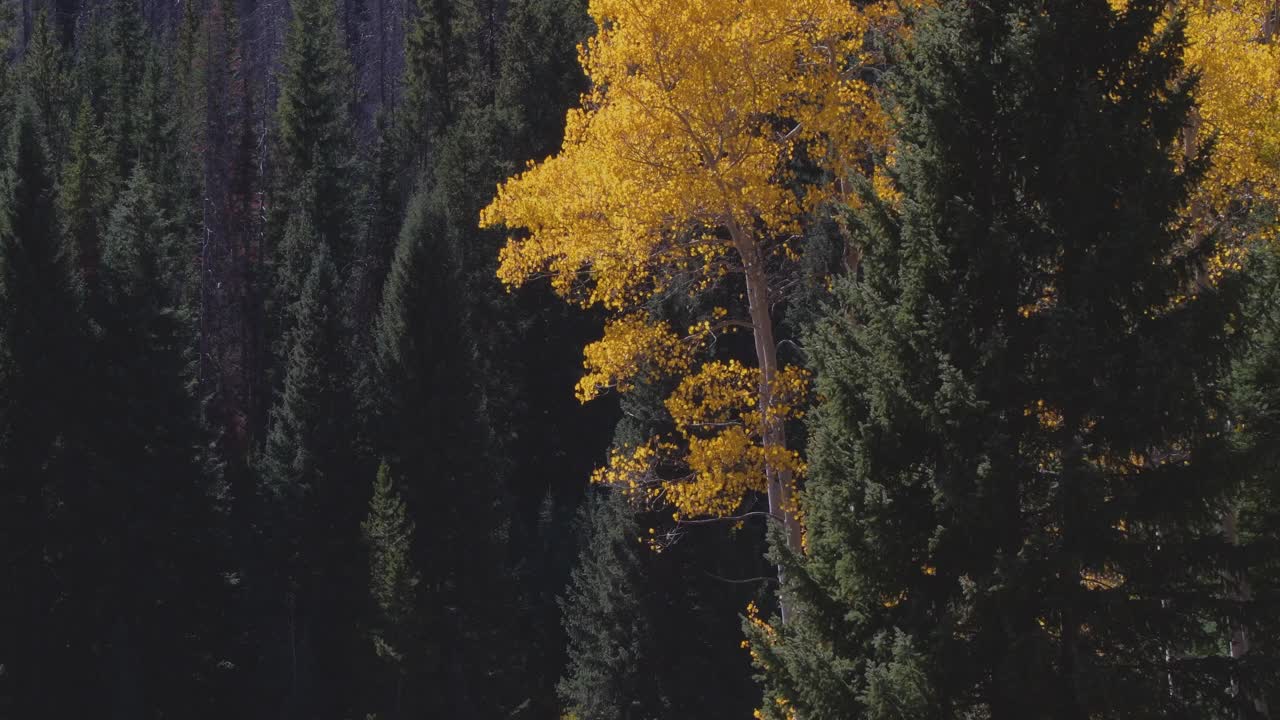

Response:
(0, 102), (93, 719)
(558, 490), (661, 720)
(105, 0), (146, 181)
(369, 185), (517, 716)
(59, 97), (111, 292)
(269, 0), (358, 390)
(1226, 245), (1280, 714)
(753, 1), (1244, 717)
(94, 165), (235, 719)
(559, 488), (768, 720)
(273, 0), (355, 268)
(398, 0), (455, 165)
(351, 115), (403, 337)
(494, 0), (592, 161)
(258, 244), (364, 720)
(17, 10), (70, 163)
(362, 461), (422, 719)
(0, 0), (12, 145)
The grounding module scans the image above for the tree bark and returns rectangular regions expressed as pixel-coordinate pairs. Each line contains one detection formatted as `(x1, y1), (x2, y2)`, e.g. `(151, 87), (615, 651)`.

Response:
(731, 223), (804, 622)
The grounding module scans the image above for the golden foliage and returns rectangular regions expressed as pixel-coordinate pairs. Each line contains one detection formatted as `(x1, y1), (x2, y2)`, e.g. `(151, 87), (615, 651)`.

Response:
(482, 0), (901, 518)
(1183, 0), (1280, 232)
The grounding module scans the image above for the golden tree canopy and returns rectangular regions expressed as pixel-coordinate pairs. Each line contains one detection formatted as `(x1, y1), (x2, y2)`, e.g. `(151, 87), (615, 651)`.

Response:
(1184, 0), (1280, 224)
(482, 0), (897, 520)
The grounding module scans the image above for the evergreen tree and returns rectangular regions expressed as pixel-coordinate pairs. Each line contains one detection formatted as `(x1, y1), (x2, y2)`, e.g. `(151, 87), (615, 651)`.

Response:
(558, 490), (661, 720)
(59, 97), (111, 292)
(1226, 245), (1280, 715)
(105, 0), (147, 181)
(369, 185), (517, 717)
(753, 1), (1243, 717)
(18, 10), (70, 163)
(0, 102), (92, 719)
(398, 0), (455, 165)
(362, 461), (422, 719)
(94, 166), (235, 719)
(0, 0), (12, 145)
(351, 115), (403, 337)
(269, 0), (358, 389)
(258, 244), (364, 720)
(494, 0), (592, 161)
(273, 0), (355, 269)
(560, 488), (768, 720)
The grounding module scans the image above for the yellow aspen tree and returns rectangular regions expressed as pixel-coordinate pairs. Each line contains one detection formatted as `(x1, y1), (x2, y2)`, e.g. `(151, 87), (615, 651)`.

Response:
(481, 0), (898, 567)
(1182, 0), (1280, 263)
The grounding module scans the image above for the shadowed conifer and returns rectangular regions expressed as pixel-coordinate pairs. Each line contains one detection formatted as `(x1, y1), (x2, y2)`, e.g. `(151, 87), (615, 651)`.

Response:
(753, 1), (1246, 717)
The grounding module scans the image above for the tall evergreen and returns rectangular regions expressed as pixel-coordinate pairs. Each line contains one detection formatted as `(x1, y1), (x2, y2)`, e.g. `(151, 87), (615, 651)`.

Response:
(273, 0), (355, 269)
(257, 244), (364, 720)
(754, 1), (1244, 717)
(93, 166), (235, 718)
(558, 490), (661, 720)
(351, 115), (403, 337)
(398, 0), (455, 165)
(0, 103), (93, 719)
(105, 0), (147, 181)
(269, 0), (358, 394)
(0, 0), (12, 144)
(362, 461), (423, 719)
(18, 10), (70, 163)
(494, 0), (592, 161)
(369, 185), (518, 716)
(59, 98), (111, 292)
(1227, 245), (1280, 714)
(560, 489), (769, 720)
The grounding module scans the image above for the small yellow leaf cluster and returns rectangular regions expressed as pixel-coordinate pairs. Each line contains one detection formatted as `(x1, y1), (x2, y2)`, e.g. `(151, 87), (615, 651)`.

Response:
(663, 363), (810, 517)
(1024, 399), (1064, 431)
(576, 315), (694, 402)
(1017, 283), (1058, 319)
(589, 361), (811, 519)
(1080, 566), (1125, 592)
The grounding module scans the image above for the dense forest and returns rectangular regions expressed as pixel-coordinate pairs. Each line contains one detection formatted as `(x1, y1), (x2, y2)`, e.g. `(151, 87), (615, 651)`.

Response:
(2, 0), (1280, 717)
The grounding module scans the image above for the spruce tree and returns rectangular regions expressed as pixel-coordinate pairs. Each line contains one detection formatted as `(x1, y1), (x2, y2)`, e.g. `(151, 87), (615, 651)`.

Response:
(754, 1), (1243, 717)
(494, 0), (592, 161)
(558, 490), (662, 720)
(369, 185), (517, 716)
(95, 166), (235, 719)
(59, 97), (111, 292)
(0, 0), (11, 145)
(362, 461), (423, 719)
(1227, 245), (1280, 714)
(269, 0), (358, 385)
(18, 10), (70, 163)
(351, 115), (403, 337)
(0, 103), (93, 719)
(258, 244), (364, 720)
(273, 0), (355, 268)
(105, 0), (146, 181)
(559, 488), (768, 720)
(398, 0), (455, 165)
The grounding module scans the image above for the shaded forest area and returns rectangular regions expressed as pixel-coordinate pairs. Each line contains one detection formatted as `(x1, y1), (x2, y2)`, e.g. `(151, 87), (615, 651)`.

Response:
(5, 0), (1280, 718)
(0, 0), (769, 717)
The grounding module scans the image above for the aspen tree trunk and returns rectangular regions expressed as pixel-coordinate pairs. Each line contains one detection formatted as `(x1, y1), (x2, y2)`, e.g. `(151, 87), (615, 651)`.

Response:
(732, 225), (804, 622)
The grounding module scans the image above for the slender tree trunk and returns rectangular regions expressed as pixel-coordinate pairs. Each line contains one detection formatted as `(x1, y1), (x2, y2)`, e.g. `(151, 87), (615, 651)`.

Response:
(731, 224), (803, 622)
